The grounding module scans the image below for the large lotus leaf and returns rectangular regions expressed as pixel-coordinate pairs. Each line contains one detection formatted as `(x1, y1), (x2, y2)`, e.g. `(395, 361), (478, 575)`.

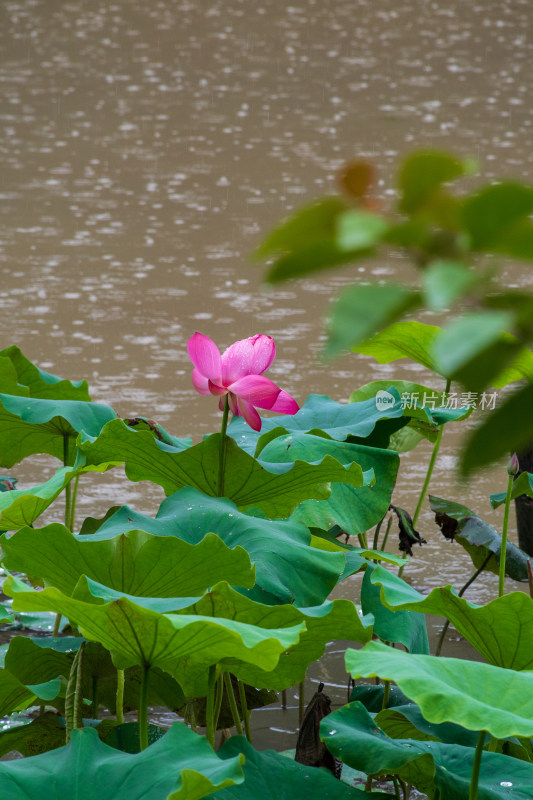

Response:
(0, 666), (61, 718)
(259, 433), (399, 536)
(491, 471), (533, 509)
(376, 704), (479, 748)
(0, 711), (66, 758)
(353, 320), (440, 371)
(460, 382), (533, 476)
(4, 575), (305, 696)
(349, 380), (472, 427)
(322, 701), (533, 800)
(352, 319), (533, 390)
(309, 531), (407, 575)
(366, 563), (533, 670)
(0, 394), (117, 467)
(0, 723), (245, 800)
(1, 525), (255, 597)
(429, 494), (528, 580)
(5, 635), (77, 684)
(173, 582), (373, 692)
(71, 578), (372, 693)
(79, 423), (365, 518)
(4, 636), (185, 715)
(0, 462), (119, 531)
(205, 735), (388, 800)
(346, 641), (533, 738)
(0, 345), (91, 401)
(73, 487), (346, 607)
(228, 393), (406, 455)
(360, 565), (429, 655)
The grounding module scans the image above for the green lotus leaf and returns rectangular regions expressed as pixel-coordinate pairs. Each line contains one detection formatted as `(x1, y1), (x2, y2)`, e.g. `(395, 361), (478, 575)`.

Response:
(376, 704), (479, 748)
(0, 462), (119, 531)
(491, 471), (533, 509)
(360, 565), (429, 654)
(345, 641), (533, 738)
(72, 487), (345, 606)
(0, 345), (91, 401)
(70, 578), (372, 694)
(4, 636), (185, 716)
(0, 724), (245, 800)
(365, 562), (533, 670)
(349, 380), (472, 427)
(322, 701), (533, 800)
(0, 711), (66, 758)
(259, 433), (398, 537)
(80, 423), (365, 518)
(353, 320), (441, 371)
(205, 735), (388, 800)
(309, 532), (407, 573)
(352, 319), (533, 390)
(1, 525), (255, 597)
(228, 393), (406, 455)
(4, 576), (305, 696)
(0, 394), (117, 467)
(5, 635), (77, 685)
(429, 494), (528, 581)
(0, 665), (61, 718)
(172, 582), (373, 692)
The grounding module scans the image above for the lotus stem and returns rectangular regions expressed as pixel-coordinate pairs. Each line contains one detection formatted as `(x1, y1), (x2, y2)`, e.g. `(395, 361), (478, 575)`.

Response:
(116, 668), (125, 725)
(372, 516), (384, 551)
(392, 776), (402, 800)
(206, 664), (217, 748)
(91, 675), (99, 719)
(52, 613), (62, 637)
(237, 679), (252, 743)
(138, 664), (150, 751)
(381, 679), (391, 710)
(69, 475), (80, 531)
(469, 730), (486, 800)
(213, 672), (224, 732)
(218, 395), (230, 497)
(281, 688), (287, 709)
(412, 378), (451, 529)
(223, 673), (243, 736)
(380, 516), (393, 552)
(499, 472), (514, 597)
(357, 531), (368, 548)
(435, 552), (492, 656)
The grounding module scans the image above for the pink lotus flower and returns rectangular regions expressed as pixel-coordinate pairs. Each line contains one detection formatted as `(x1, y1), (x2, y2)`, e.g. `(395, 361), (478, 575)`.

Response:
(187, 332), (299, 431)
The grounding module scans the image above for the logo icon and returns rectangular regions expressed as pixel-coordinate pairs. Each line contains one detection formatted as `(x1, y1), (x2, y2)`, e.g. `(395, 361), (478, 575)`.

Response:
(375, 390), (395, 412)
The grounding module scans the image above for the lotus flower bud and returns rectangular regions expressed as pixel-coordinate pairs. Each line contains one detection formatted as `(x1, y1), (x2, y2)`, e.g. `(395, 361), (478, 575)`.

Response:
(507, 453), (519, 477)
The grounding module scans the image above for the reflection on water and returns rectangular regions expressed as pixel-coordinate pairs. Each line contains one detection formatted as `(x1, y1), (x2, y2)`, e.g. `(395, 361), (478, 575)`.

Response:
(1, 0), (532, 752)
